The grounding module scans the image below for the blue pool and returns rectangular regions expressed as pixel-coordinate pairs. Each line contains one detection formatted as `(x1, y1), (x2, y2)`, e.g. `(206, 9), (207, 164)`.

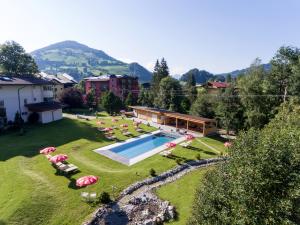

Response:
(110, 133), (177, 159)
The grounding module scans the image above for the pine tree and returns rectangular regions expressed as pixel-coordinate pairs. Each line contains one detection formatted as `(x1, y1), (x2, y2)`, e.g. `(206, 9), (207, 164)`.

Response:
(215, 86), (244, 134)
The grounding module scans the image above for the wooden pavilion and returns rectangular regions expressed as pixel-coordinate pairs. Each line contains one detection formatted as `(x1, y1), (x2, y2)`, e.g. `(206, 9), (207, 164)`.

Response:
(129, 106), (217, 136)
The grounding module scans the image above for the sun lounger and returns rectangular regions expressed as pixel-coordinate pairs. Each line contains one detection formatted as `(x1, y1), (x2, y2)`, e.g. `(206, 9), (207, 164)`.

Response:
(89, 192), (97, 200)
(122, 132), (131, 136)
(136, 128), (143, 132)
(81, 192), (89, 201)
(106, 135), (116, 140)
(98, 128), (106, 132)
(160, 150), (172, 157)
(180, 140), (192, 148)
(64, 165), (78, 173)
(55, 162), (78, 173)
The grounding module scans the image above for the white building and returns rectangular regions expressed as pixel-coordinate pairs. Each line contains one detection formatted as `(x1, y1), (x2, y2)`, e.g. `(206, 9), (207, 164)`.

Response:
(39, 72), (77, 101)
(0, 76), (63, 124)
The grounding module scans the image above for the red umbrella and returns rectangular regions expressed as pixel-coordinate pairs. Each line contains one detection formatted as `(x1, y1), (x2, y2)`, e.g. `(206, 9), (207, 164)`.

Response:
(49, 154), (68, 163)
(166, 142), (176, 148)
(185, 134), (195, 141)
(40, 147), (56, 154)
(76, 175), (99, 187)
(104, 127), (113, 132)
(224, 142), (232, 148)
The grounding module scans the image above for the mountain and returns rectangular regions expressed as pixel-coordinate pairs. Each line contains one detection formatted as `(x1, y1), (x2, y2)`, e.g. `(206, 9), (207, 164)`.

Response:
(215, 63), (271, 77)
(180, 63), (271, 84)
(180, 68), (214, 84)
(31, 40), (152, 83)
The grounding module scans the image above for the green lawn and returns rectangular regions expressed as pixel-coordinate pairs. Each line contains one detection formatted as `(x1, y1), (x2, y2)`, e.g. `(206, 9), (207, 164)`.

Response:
(156, 168), (211, 225)
(0, 115), (225, 225)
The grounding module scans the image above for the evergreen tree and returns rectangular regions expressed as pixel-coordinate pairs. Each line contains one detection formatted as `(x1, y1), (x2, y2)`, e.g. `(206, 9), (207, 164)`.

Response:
(0, 41), (39, 75)
(124, 92), (136, 108)
(100, 92), (123, 115)
(190, 90), (215, 118)
(189, 101), (300, 225)
(187, 73), (196, 86)
(151, 58), (170, 99)
(184, 73), (198, 105)
(267, 46), (300, 103)
(154, 76), (183, 112)
(138, 86), (154, 107)
(215, 86), (244, 134)
(86, 88), (96, 108)
(238, 58), (271, 129)
(226, 74), (232, 83)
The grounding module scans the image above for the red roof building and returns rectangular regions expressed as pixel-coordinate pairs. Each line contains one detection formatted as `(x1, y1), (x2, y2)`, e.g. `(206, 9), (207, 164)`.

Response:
(207, 81), (229, 88)
(84, 74), (139, 101)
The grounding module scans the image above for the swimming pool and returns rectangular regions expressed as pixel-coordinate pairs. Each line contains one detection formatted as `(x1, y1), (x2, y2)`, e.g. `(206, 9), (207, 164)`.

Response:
(94, 131), (184, 166)
(110, 133), (176, 158)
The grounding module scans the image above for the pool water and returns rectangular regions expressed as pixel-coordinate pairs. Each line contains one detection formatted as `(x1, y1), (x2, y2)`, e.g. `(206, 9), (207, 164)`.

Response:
(110, 133), (176, 159)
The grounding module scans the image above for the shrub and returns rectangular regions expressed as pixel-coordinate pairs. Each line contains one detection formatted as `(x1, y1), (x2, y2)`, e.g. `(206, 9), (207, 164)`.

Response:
(149, 168), (156, 177)
(60, 88), (83, 108)
(99, 191), (111, 204)
(28, 112), (39, 124)
(13, 111), (24, 129)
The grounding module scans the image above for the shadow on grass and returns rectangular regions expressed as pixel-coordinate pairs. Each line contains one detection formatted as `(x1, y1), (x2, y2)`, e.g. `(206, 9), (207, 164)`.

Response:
(0, 118), (107, 161)
(187, 146), (217, 156)
(67, 178), (81, 190)
(206, 134), (228, 142)
(0, 220), (6, 225)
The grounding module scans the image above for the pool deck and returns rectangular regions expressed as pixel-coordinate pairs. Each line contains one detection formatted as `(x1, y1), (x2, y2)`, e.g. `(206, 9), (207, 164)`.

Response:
(93, 130), (186, 166)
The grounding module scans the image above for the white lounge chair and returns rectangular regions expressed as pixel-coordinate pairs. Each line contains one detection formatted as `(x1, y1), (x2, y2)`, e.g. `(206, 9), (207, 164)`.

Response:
(89, 192), (97, 201)
(122, 132), (131, 136)
(180, 140), (192, 148)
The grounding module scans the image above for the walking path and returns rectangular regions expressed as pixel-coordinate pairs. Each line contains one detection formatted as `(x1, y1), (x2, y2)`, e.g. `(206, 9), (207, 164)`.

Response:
(196, 139), (221, 154)
(85, 158), (225, 225)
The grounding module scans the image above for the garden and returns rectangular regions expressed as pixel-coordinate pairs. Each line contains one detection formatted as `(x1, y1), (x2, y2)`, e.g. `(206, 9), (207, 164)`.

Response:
(0, 114), (226, 225)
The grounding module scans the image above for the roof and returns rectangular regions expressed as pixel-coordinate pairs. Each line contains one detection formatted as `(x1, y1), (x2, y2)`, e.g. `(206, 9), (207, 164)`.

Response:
(207, 81), (229, 88)
(84, 74), (138, 82)
(0, 75), (53, 86)
(129, 106), (215, 123)
(39, 72), (77, 84)
(26, 101), (62, 112)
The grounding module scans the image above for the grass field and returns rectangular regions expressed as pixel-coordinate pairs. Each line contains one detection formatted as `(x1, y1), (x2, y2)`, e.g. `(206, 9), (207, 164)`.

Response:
(0, 115), (225, 225)
(156, 168), (211, 225)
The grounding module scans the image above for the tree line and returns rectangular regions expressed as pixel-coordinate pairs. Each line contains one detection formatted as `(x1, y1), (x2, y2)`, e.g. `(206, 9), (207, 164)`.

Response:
(138, 46), (300, 134)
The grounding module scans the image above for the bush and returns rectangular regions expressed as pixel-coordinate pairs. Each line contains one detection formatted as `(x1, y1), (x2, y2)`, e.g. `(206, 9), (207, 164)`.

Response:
(99, 191), (111, 204)
(149, 168), (156, 177)
(60, 88), (83, 108)
(28, 112), (39, 124)
(196, 153), (201, 160)
(13, 111), (24, 129)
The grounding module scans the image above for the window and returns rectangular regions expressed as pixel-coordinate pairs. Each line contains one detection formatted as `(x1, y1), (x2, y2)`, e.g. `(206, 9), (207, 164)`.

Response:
(0, 100), (7, 120)
(43, 86), (53, 91)
(24, 99), (27, 105)
(44, 97), (54, 102)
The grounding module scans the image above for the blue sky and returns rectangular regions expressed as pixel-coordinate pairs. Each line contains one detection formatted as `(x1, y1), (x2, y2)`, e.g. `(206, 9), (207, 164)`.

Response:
(0, 0), (300, 75)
